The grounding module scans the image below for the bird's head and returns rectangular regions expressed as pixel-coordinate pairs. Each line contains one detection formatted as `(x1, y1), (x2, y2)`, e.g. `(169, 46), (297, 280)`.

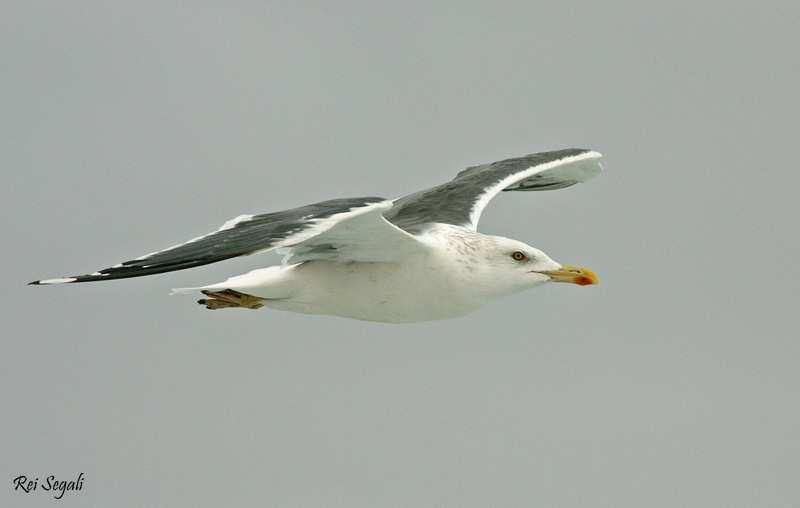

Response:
(471, 235), (599, 297)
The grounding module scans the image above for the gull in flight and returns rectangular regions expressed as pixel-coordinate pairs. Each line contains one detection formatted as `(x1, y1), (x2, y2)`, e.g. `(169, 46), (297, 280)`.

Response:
(31, 149), (602, 323)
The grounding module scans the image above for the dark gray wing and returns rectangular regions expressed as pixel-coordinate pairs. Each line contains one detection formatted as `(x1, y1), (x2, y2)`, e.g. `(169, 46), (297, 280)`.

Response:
(30, 197), (423, 285)
(384, 148), (602, 232)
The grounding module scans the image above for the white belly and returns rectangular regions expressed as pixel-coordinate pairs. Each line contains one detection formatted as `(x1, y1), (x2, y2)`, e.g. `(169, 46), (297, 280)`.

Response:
(211, 256), (487, 323)
(277, 260), (484, 323)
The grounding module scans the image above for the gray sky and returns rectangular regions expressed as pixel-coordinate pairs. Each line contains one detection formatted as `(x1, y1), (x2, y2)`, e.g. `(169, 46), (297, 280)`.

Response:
(3, 2), (799, 507)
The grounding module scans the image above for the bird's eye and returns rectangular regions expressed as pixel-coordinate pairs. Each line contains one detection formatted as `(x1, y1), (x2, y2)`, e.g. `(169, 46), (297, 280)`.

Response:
(511, 251), (526, 261)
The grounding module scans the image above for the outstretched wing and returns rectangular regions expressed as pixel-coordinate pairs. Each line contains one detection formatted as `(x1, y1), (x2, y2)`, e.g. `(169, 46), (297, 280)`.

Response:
(384, 148), (602, 232)
(30, 197), (424, 285)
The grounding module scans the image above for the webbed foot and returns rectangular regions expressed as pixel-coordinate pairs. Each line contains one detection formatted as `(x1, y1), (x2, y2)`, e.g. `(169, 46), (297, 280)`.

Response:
(198, 289), (264, 310)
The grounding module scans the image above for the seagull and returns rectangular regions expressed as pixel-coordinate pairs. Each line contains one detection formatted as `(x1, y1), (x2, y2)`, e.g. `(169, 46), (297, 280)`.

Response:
(30, 148), (602, 323)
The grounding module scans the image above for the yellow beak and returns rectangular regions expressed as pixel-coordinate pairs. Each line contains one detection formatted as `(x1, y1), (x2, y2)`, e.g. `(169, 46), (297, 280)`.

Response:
(538, 265), (599, 286)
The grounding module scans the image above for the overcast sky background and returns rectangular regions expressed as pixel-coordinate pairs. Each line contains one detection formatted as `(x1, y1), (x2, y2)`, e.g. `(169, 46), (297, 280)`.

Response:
(2, 2), (799, 507)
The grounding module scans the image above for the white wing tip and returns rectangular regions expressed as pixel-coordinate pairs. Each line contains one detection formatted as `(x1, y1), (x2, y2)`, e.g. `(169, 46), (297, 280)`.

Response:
(30, 277), (77, 285)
